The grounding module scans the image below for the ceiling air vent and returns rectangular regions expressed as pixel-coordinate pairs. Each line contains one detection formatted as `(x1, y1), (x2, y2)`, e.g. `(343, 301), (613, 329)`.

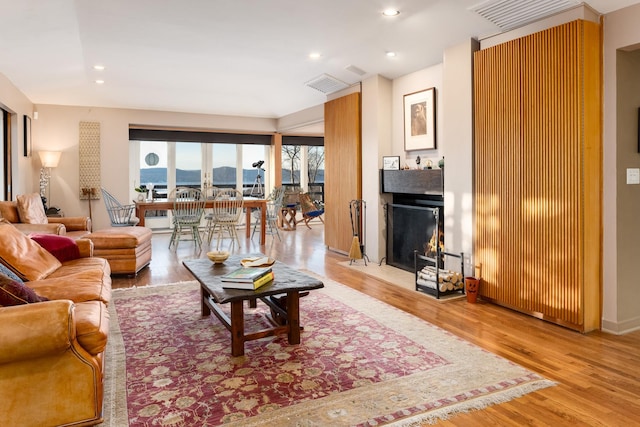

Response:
(345, 65), (367, 77)
(305, 74), (349, 94)
(469, 0), (580, 31)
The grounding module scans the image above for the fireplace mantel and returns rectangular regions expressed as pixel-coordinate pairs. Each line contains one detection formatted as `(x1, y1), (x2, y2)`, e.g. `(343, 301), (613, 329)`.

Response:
(380, 169), (443, 195)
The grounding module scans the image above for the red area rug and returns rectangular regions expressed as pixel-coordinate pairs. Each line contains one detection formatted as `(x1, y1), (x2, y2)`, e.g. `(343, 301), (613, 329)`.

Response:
(100, 275), (554, 426)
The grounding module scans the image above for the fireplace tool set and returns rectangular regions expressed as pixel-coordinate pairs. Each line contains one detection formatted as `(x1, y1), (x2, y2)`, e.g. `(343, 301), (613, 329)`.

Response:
(349, 199), (369, 265)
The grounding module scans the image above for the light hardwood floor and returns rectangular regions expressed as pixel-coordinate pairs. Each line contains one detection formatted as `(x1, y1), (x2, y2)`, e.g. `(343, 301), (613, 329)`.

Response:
(112, 223), (640, 426)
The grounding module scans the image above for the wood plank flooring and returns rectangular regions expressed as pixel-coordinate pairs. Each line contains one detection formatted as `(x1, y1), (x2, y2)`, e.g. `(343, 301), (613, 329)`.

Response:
(112, 224), (640, 426)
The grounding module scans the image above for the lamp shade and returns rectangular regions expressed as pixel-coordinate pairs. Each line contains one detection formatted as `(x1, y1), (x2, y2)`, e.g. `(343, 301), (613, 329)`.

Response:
(38, 151), (62, 168)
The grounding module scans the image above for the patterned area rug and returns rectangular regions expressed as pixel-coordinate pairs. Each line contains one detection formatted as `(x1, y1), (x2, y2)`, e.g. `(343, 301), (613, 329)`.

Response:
(100, 275), (554, 426)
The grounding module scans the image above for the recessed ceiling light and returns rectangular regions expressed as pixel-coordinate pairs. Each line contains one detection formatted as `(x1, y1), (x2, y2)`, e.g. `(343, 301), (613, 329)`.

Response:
(93, 65), (105, 71)
(309, 52), (321, 59)
(382, 9), (400, 17)
(95, 80), (105, 84)
(386, 51), (397, 57)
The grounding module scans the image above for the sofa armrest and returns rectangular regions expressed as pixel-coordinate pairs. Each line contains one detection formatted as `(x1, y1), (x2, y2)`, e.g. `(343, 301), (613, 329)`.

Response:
(49, 216), (92, 232)
(76, 238), (94, 257)
(0, 300), (75, 364)
(13, 223), (66, 235)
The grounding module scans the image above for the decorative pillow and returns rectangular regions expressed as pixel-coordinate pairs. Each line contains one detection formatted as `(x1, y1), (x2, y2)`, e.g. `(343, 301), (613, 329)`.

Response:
(0, 219), (61, 281)
(0, 272), (49, 306)
(30, 234), (81, 263)
(0, 262), (24, 284)
(16, 193), (48, 224)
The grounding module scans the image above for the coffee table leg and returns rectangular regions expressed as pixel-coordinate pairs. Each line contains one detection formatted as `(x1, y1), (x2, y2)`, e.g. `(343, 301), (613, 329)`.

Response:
(230, 300), (245, 356)
(286, 292), (301, 344)
(201, 285), (211, 316)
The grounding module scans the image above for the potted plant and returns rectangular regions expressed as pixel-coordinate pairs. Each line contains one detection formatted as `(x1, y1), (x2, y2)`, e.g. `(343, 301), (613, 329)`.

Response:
(134, 185), (147, 202)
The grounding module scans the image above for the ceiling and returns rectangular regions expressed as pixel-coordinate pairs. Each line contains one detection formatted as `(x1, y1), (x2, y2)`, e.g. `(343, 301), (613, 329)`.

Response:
(0, 0), (638, 119)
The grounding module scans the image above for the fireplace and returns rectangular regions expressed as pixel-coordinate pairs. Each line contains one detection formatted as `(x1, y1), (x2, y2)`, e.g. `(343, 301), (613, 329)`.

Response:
(380, 169), (444, 272)
(386, 195), (443, 272)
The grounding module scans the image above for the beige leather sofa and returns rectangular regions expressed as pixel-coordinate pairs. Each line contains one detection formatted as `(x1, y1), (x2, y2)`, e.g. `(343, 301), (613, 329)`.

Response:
(0, 219), (111, 426)
(0, 194), (91, 239)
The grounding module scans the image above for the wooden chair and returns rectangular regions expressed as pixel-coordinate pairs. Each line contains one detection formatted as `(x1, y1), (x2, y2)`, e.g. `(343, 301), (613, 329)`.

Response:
(101, 187), (140, 227)
(205, 188), (244, 250)
(296, 192), (324, 229)
(252, 186), (285, 241)
(168, 187), (205, 249)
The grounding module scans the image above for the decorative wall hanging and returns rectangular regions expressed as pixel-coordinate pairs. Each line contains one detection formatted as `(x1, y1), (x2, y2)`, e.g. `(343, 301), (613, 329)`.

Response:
(404, 87), (436, 151)
(79, 121), (101, 200)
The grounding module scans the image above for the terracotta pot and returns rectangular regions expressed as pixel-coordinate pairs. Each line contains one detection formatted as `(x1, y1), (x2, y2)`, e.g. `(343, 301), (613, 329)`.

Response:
(465, 276), (480, 303)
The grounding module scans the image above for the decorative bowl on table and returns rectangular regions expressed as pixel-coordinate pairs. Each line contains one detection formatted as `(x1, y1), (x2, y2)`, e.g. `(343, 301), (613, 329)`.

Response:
(207, 250), (230, 264)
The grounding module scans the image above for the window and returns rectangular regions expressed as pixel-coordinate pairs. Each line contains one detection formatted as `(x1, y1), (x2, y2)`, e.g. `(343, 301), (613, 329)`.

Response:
(280, 136), (324, 202)
(281, 145), (301, 186)
(140, 141), (167, 196)
(175, 142), (201, 188)
(210, 143), (236, 188)
(243, 144), (266, 196)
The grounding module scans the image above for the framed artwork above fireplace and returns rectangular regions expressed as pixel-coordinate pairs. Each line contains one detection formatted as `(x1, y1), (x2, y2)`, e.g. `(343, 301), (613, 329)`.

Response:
(404, 87), (436, 151)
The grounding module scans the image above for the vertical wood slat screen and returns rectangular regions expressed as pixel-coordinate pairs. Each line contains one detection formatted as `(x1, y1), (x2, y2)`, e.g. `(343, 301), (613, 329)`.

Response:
(324, 93), (362, 253)
(473, 20), (602, 332)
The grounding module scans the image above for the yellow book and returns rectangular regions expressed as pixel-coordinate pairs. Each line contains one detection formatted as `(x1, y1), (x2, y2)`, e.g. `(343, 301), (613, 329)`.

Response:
(222, 271), (274, 290)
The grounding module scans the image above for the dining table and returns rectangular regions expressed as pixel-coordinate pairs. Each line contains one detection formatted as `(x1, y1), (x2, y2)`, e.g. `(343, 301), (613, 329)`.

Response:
(134, 197), (269, 245)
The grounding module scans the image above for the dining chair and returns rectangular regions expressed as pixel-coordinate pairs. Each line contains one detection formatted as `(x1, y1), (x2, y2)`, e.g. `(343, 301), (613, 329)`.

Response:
(168, 187), (205, 249)
(205, 188), (244, 250)
(252, 186), (285, 241)
(101, 187), (140, 227)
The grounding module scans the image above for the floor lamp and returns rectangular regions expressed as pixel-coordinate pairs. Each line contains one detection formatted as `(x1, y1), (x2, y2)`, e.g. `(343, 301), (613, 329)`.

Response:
(38, 151), (62, 211)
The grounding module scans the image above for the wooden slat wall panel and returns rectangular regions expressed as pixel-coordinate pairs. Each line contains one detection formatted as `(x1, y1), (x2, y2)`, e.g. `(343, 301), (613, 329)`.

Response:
(474, 39), (522, 307)
(473, 20), (602, 332)
(324, 93), (362, 253)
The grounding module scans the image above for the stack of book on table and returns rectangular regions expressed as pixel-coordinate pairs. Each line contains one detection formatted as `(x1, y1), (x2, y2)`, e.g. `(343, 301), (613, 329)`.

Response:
(220, 266), (274, 290)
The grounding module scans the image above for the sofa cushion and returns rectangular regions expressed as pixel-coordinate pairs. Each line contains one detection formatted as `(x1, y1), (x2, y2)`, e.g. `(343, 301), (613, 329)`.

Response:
(16, 193), (48, 224)
(0, 219), (62, 281)
(30, 234), (81, 263)
(29, 270), (111, 306)
(0, 273), (49, 306)
(0, 201), (20, 223)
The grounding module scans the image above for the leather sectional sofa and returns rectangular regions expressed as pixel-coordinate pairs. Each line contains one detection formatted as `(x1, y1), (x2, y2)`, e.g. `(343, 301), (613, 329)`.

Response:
(0, 218), (111, 426)
(0, 194), (91, 239)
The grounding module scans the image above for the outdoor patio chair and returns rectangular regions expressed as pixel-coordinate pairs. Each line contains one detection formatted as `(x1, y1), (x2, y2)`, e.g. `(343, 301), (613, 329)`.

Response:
(296, 192), (324, 229)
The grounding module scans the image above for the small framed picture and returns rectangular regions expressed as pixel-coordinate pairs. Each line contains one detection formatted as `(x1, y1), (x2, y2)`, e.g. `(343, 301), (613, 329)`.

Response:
(404, 87), (436, 151)
(23, 115), (32, 157)
(383, 156), (400, 170)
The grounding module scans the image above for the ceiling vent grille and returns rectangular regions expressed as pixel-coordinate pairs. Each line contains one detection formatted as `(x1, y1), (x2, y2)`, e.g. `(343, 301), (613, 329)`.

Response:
(345, 65), (367, 77)
(305, 74), (349, 94)
(469, 0), (580, 31)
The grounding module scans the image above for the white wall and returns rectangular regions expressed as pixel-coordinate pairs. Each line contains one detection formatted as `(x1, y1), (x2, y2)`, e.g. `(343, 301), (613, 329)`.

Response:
(361, 75), (392, 263)
(391, 65), (444, 169)
(602, 3), (640, 333)
(442, 39), (479, 275)
(33, 104), (277, 230)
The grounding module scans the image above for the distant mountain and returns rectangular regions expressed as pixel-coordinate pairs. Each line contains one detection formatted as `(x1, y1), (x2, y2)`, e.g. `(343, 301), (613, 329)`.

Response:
(140, 167), (323, 186)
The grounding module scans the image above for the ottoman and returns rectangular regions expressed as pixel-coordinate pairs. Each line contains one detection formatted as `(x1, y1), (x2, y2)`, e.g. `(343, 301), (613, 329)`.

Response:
(85, 227), (152, 276)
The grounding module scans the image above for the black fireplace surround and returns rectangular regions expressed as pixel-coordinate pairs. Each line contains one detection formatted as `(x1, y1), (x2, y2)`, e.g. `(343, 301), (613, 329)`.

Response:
(381, 169), (444, 272)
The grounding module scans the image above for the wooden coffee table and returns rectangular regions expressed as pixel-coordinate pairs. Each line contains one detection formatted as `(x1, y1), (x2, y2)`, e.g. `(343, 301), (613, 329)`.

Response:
(183, 255), (324, 356)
